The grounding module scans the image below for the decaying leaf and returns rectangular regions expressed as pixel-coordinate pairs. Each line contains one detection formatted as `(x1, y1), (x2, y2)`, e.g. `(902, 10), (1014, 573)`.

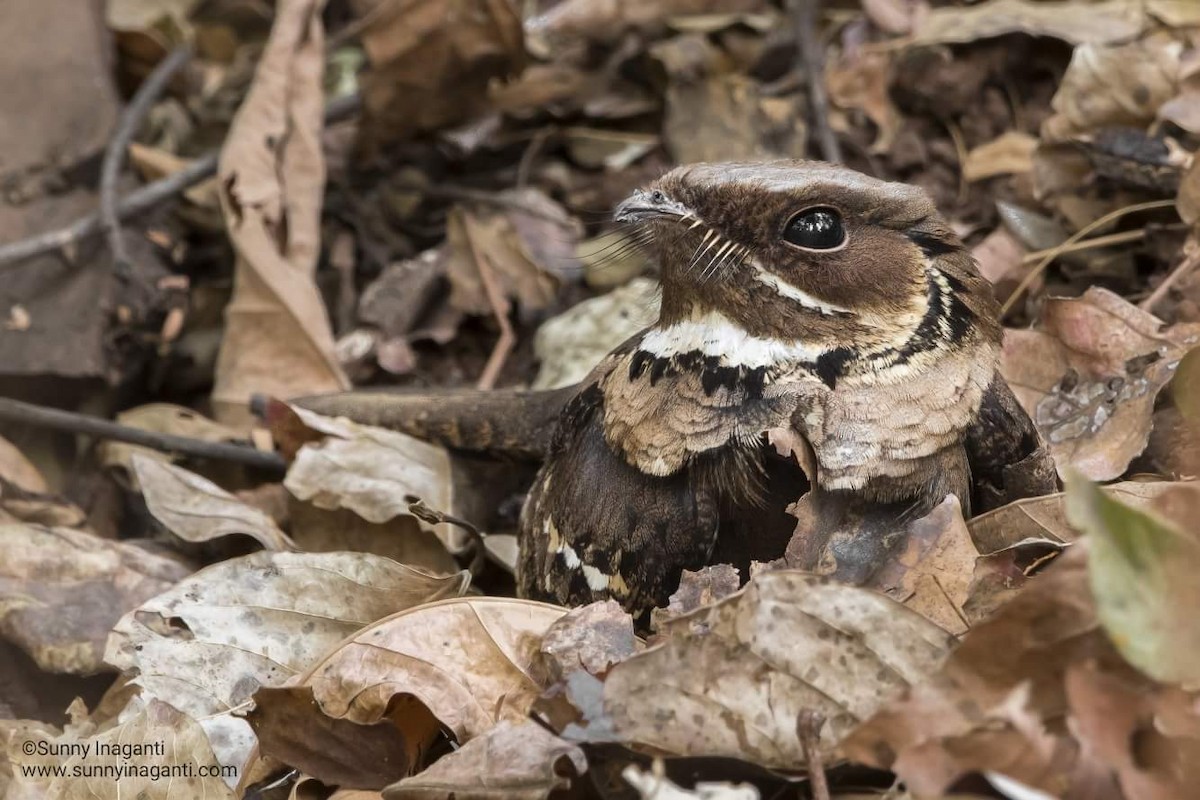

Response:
(248, 597), (566, 787)
(283, 406), (462, 551)
(105, 551), (469, 719)
(540, 600), (638, 681)
(132, 454), (296, 550)
(0, 433), (48, 493)
(213, 0), (348, 426)
(530, 0), (767, 43)
(843, 542), (1200, 798)
(546, 571), (954, 765)
(0, 524), (190, 674)
(650, 564), (741, 630)
(382, 721), (586, 800)
(911, 0), (1147, 47)
(1001, 288), (1200, 480)
(533, 277), (659, 390)
(962, 131), (1038, 182)
(866, 495), (978, 636)
(1066, 476), (1200, 688)
(826, 49), (901, 153)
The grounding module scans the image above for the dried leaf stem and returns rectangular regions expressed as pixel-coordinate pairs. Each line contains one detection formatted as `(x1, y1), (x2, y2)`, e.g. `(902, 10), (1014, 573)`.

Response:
(100, 46), (193, 274)
(0, 397), (287, 472)
(797, 710), (831, 800)
(1141, 239), (1200, 313)
(790, 0), (841, 164)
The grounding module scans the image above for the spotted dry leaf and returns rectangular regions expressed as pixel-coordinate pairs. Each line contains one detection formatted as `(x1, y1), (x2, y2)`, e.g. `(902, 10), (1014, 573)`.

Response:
(545, 571), (954, 765)
(1001, 287), (1200, 481)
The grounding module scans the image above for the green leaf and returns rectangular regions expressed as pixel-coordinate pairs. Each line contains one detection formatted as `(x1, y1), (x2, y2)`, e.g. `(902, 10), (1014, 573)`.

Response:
(1065, 472), (1200, 688)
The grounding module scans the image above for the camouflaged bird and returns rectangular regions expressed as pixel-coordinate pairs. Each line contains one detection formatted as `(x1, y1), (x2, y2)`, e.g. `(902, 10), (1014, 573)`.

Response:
(297, 160), (1054, 617)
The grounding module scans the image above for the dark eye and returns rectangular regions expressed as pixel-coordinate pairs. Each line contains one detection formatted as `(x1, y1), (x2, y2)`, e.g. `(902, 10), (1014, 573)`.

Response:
(783, 207), (846, 250)
(650, 190), (667, 204)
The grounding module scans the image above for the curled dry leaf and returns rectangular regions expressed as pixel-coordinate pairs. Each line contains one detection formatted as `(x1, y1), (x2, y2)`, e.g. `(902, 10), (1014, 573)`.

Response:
(545, 571), (954, 765)
(382, 721), (586, 800)
(8, 700), (237, 799)
(910, 0), (1147, 47)
(540, 600), (638, 681)
(213, 0), (348, 426)
(283, 406), (463, 552)
(845, 537), (1200, 798)
(105, 551), (469, 719)
(132, 454), (296, 551)
(1000, 287), (1200, 480)
(961, 131), (1038, 182)
(0, 433), (47, 493)
(650, 563), (741, 630)
(0, 524), (190, 674)
(826, 49), (902, 153)
(1065, 476), (1200, 688)
(248, 597), (567, 787)
(530, 0), (767, 43)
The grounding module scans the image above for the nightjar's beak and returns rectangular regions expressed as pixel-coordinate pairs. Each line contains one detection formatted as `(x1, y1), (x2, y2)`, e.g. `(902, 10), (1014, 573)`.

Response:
(614, 189), (692, 223)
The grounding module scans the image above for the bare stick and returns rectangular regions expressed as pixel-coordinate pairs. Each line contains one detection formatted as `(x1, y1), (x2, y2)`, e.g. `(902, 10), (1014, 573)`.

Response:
(797, 710), (830, 800)
(0, 93), (361, 269)
(1141, 245), (1200, 313)
(0, 398), (287, 472)
(790, 0), (841, 164)
(101, 46), (193, 272)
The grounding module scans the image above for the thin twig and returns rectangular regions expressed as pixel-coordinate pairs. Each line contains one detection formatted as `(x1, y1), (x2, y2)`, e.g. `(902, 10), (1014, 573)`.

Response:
(790, 0), (841, 164)
(462, 224), (516, 390)
(100, 46), (193, 273)
(407, 498), (488, 577)
(1000, 199), (1177, 320)
(1141, 242), (1200, 313)
(0, 398), (287, 472)
(1020, 229), (1146, 264)
(797, 710), (830, 800)
(0, 93), (361, 270)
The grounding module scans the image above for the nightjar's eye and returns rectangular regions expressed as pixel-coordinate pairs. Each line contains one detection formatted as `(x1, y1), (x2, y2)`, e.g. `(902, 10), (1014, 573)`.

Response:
(783, 207), (846, 250)
(650, 190), (667, 204)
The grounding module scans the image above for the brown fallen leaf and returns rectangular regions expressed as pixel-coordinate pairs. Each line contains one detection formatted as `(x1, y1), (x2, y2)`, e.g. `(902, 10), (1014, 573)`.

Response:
(866, 496), (978, 636)
(132, 454), (296, 551)
(382, 721), (586, 800)
(1042, 32), (1184, 142)
(1001, 287), (1200, 480)
(962, 131), (1038, 182)
(282, 407), (464, 553)
(530, 0), (767, 43)
(7, 700), (237, 799)
(544, 571), (954, 765)
(910, 0), (1147, 47)
(247, 597), (567, 787)
(0, 434), (47, 493)
(96, 403), (249, 482)
(842, 541), (1200, 798)
(213, 0), (348, 426)
(972, 226), (1034, 304)
(0, 524), (190, 674)
(650, 564), (741, 630)
(826, 49), (901, 153)
(540, 600), (638, 682)
(354, 0), (525, 152)
(105, 551), (469, 720)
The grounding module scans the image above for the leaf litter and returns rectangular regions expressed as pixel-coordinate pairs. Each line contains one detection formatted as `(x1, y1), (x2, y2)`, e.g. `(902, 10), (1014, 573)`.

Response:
(4, 0), (1200, 798)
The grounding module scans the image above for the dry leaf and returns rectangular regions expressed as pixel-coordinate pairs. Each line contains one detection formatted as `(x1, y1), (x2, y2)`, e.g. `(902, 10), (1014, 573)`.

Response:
(962, 131), (1038, 182)
(382, 721), (586, 800)
(533, 277), (659, 390)
(1042, 33), (1184, 142)
(105, 551), (469, 719)
(620, 765), (759, 800)
(530, 0), (766, 42)
(972, 226), (1033, 304)
(650, 564), (741, 630)
(548, 571), (954, 765)
(540, 600), (638, 681)
(247, 597), (567, 786)
(0, 524), (190, 674)
(132, 454), (296, 550)
(866, 496), (978, 636)
(213, 0), (348, 426)
(0, 434), (47, 493)
(1000, 288), (1200, 480)
(826, 49), (901, 153)
(355, 0), (525, 151)
(911, 0), (1147, 47)
(96, 403), (247, 482)
(283, 406), (462, 551)
(1066, 476), (1200, 688)
(8, 700), (237, 799)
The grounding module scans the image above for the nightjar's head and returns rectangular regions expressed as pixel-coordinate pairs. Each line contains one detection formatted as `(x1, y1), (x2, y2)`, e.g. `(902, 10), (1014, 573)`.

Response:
(614, 161), (1000, 369)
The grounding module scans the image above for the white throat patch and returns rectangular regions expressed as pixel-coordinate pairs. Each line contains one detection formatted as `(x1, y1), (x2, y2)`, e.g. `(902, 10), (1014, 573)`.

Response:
(639, 309), (830, 369)
(749, 259), (853, 316)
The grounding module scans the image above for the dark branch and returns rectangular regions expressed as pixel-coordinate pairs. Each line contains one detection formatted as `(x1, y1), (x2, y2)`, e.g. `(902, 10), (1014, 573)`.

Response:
(790, 0), (842, 164)
(0, 398), (287, 472)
